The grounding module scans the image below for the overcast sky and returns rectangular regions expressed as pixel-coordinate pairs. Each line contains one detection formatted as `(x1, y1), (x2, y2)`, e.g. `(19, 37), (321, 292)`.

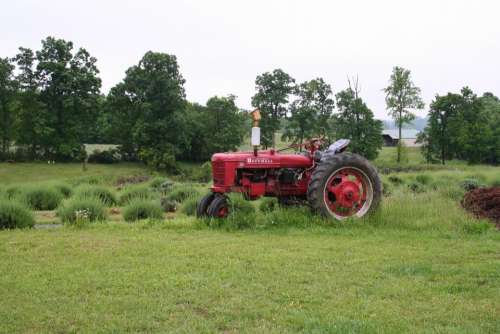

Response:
(2, 0), (499, 119)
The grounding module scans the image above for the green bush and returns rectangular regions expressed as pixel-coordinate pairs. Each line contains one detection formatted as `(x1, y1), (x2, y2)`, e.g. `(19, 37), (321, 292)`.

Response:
(57, 197), (108, 224)
(160, 197), (177, 212)
(460, 178), (483, 191)
(0, 201), (35, 229)
(181, 196), (199, 216)
(191, 162), (212, 183)
(388, 175), (404, 185)
(166, 184), (200, 203)
(119, 185), (154, 205)
(415, 174), (432, 185)
(228, 194), (255, 215)
(123, 199), (164, 222)
(74, 185), (117, 206)
(6, 186), (21, 199)
(259, 197), (278, 213)
(149, 176), (168, 189)
(49, 182), (73, 198)
(22, 186), (63, 210)
(408, 182), (425, 193)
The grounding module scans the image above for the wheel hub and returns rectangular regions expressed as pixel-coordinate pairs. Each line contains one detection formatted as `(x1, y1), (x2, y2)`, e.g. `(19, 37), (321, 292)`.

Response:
(324, 168), (369, 217)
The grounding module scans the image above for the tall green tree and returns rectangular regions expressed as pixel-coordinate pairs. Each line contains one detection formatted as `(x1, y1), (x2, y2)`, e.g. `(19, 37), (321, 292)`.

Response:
(384, 66), (424, 162)
(0, 57), (17, 156)
(251, 69), (295, 148)
(334, 82), (383, 160)
(107, 51), (187, 170)
(13, 47), (51, 158)
(35, 37), (102, 160)
(426, 93), (462, 164)
(282, 78), (335, 147)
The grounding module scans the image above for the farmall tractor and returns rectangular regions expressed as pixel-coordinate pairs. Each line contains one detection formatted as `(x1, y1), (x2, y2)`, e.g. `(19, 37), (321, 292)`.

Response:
(197, 109), (382, 220)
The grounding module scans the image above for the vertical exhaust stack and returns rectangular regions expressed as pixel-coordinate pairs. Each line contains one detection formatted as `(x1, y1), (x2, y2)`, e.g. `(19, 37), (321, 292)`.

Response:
(250, 108), (261, 156)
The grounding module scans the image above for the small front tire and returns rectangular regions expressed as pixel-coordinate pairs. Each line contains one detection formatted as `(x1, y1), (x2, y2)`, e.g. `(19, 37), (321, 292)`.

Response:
(196, 193), (216, 218)
(207, 194), (230, 218)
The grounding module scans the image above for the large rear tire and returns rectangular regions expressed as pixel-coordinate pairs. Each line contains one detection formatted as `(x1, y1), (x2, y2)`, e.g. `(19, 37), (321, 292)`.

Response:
(307, 153), (382, 220)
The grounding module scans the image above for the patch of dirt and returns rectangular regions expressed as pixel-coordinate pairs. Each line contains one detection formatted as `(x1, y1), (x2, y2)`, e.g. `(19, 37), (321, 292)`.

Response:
(461, 187), (500, 228)
(115, 175), (150, 188)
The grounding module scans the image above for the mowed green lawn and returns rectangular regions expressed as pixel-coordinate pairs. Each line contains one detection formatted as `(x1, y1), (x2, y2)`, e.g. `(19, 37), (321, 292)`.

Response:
(0, 151), (499, 333)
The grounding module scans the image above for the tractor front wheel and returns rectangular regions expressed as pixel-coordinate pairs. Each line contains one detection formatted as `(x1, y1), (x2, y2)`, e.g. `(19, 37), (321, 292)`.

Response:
(196, 193), (216, 218)
(307, 153), (382, 220)
(206, 194), (230, 218)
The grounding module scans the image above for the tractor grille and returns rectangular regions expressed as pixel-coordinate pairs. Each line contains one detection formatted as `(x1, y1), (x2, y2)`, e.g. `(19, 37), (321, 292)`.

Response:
(212, 161), (225, 185)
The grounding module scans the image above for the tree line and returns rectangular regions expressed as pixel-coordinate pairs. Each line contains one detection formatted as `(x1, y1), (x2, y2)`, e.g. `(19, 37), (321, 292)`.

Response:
(0, 36), (498, 168)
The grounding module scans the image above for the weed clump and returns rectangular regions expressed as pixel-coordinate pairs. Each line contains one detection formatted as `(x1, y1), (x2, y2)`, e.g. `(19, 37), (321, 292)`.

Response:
(460, 178), (483, 191)
(75, 185), (117, 206)
(166, 184), (200, 203)
(49, 182), (73, 198)
(415, 174), (432, 185)
(160, 197), (177, 212)
(388, 175), (404, 185)
(119, 185), (154, 205)
(0, 201), (35, 229)
(123, 199), (164, 222)
(57, 197), (108, 224)
(259, 197), (278, 213)
(181, 196), (199, 216)
(22, 186), (63, 210)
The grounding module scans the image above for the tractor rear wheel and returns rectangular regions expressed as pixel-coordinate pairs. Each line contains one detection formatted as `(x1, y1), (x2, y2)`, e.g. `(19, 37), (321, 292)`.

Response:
(196, 193), (216, 218)
(307, 153), (381, 220)
(207, 194), (230, 218)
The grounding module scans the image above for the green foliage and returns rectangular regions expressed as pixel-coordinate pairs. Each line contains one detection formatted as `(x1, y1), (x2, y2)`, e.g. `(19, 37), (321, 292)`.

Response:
(252, 69), (295, 148)
(21, 186), (63, 210)
(460, 179), (483, 191)
(74, 185), (117, 206)
(421, 89), (500, 165)
(122, 199), (163, 222)
(259, 197), (278, 213)
(282, 78), (335, 145)
(334, 84), (383, 159)
(119, 185), (154, 205)
(180, 196), (199, 216)
(384, 67), (424, 163)
(107, 51), (187, 167)
(57, 197), (107, 224)
(0, 201), (35, 229)
(0, 57), (17, 156)
(166, 184), (200, 203)
(160, 197), (177, 212)
(189, 161), (212, 182)
(415, 174), (432, 185)
(48, 182), (73, 198)
(228, 194), (255, 215)
(88, 149), (120, 164)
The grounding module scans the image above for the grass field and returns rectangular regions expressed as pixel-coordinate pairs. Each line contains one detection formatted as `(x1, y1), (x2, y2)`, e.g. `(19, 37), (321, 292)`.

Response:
(0, 148), (499, 333)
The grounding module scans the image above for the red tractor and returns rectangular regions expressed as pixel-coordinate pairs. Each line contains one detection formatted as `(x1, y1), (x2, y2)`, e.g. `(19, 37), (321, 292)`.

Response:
(197, 110), (382, 220)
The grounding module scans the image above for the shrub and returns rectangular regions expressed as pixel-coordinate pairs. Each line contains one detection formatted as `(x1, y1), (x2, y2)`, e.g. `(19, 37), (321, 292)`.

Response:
(57, 197), (108, 224)
(22, 186), (63, 210)
(388, 175), (404, 185)
(160, 197), (177, 212)
(74, 185), (117, 206)
(123, 199), (164, 222)
(228, 194), (255, 215)
(408, 182), (425, 193)
(6, 186), (21, 199)
(0, 201), (35, 229)
(191, 162), (212, 183)
(149, 176), (167, 189)
(181, 196), (199, 216)
(415, 174), (432, 185)
(460, 179), (484, 191)
(166, 184), (200, 203)
(119, 185), (154, 205)
(49, 182), (73, 198)
(259, 197), (278, 213)
(88, 149), (120, 164)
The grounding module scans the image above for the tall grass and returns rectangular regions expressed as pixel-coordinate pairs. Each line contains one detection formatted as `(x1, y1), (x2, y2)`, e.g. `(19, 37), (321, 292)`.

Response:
(0, 201), (35, 229)
(57, 197), (108, 224)
(119, 185), (155, 205)
(20, 186), (63, 210)
(123, 198), (164, 222)
(74, 185), (117, 206)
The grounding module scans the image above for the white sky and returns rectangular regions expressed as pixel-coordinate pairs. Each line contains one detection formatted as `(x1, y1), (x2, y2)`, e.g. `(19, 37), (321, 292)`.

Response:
(1, 0), (499, 118)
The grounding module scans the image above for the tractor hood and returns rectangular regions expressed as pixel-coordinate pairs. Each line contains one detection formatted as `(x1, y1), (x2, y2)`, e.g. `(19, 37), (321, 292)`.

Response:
(211, 150), (312, 169)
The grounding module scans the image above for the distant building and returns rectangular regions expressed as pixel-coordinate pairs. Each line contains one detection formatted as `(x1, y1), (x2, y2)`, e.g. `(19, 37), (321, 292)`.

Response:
(382, 129), (421, 147)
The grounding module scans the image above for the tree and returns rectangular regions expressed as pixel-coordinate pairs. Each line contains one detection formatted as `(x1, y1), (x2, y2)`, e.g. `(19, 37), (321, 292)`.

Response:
(107, 51), (187, 170)
(0, 57), (17, 156)
(334, 79), (383, 160)
(13, 47), (51, 158)
(426, 93), (462, 164)
(35, 37), (102, 160)
(282, 78), (335, 147)
(384, 66), (424, 163)
(251, 69), (295, 148)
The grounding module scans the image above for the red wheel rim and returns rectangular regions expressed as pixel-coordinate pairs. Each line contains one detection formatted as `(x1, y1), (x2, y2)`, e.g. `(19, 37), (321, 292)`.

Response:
(323, 167), (373, 219)
(217, 206), (229, 218)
